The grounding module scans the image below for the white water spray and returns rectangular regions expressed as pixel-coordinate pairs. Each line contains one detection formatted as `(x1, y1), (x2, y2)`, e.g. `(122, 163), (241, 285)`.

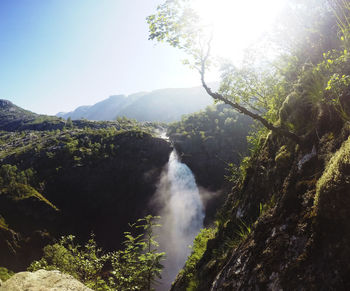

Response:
(154, 150), (205, 290)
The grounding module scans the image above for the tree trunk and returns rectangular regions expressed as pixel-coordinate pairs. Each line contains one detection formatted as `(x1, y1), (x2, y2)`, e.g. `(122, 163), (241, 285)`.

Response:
(200, 73), (301, 144)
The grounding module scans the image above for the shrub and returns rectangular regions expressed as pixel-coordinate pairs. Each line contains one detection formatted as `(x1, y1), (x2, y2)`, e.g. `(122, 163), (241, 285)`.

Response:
(0, 267), (14, 282)
(28, 215), (165, 291)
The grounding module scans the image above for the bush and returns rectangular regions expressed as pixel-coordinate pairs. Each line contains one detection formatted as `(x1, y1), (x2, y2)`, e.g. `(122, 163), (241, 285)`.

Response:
(0, 267), (14, 282)
(28, 215), (165, 291)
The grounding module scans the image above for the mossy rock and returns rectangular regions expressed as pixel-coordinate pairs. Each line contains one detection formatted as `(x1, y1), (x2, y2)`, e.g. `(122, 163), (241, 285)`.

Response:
(279, 92), (317, 134)
(275, 145), (292, 169)
(314, 136), (350, 221)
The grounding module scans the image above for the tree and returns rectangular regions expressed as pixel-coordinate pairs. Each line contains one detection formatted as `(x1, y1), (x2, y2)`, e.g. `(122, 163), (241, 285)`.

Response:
(110, 215), (165, 291)
(28, 215), (165, 291)
(66, 117), (73, 128)
(147, 0), (301, 143)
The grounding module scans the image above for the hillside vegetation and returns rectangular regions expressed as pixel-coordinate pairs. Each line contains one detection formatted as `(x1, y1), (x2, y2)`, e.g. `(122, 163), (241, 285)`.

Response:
(0, 116), (171, 273)
(168, 103), (253, 191)
(153, 1), (350, 290)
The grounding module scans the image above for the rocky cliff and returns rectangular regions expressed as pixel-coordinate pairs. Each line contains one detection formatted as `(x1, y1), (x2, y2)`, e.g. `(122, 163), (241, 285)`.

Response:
(171, 100), (350, 290)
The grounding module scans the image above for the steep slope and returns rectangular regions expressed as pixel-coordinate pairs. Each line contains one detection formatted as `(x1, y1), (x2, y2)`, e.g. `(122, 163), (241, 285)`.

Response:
(168, 2), (350, 289)
(58, 86), (213, 122)
(171, 100), (350, 291)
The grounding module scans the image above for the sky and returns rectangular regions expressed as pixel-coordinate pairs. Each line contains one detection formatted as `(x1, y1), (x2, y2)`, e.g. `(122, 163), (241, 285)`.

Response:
(0, 0), (285, 115)
(0, 0), (201, 115)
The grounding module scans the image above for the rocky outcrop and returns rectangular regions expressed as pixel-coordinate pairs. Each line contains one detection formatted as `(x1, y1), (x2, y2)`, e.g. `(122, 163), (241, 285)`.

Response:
(0, 270), (92, 291)
(171, 101), (350, 290)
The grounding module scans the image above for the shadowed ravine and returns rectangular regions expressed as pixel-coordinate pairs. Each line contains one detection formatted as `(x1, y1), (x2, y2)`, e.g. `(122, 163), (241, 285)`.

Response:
(154, 150), (205, 291)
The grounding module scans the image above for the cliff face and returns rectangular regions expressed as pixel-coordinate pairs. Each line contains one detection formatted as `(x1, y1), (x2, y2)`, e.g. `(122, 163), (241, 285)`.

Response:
(171, 100), (350, 290)
(168, 104), (253, 192)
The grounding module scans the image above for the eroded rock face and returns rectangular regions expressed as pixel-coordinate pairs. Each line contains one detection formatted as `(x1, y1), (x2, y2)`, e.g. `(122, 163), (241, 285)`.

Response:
(171, 105), (350, 290)
(0, 270), (92, 291)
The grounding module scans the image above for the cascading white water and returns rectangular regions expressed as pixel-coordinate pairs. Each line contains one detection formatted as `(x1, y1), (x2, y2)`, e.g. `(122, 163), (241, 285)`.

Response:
(154, 149), (205, 291)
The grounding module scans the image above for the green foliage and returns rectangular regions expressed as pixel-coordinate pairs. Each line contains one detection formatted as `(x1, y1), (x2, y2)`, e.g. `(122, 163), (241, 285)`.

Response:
(65, 117), (73, 129)
(219, 59), (287, 123)
(325, 72), (350, 120)
(177, 228), (216, 290)
(148, 1), (302, 142)
(246, 125), (269, 155)
(147, 0), (210, 70)
(234, 220), (252, 243)
(330, 0), (350, 50)
(109, 215), (165, 291)
(29, 234), (108, 289)
(0, 267), (14, 282)
(258, 194), (277, 217)
(224, 163), (242, 185)
(168, 104), (251, 143)
(0, 164), (58, 210)
(28, 215), (165, 291)
(0, 215), (8, 230)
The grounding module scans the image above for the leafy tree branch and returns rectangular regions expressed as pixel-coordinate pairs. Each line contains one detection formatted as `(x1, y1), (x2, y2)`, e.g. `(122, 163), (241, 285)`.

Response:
(147, 0), (301, 144)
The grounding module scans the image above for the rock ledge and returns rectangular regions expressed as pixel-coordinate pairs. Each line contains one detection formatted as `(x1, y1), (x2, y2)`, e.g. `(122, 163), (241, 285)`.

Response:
(0, 269), (92, 291)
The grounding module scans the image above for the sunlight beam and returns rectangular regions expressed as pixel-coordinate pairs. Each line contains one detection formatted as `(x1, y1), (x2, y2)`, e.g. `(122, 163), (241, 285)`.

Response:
(192, 0), (286, 63)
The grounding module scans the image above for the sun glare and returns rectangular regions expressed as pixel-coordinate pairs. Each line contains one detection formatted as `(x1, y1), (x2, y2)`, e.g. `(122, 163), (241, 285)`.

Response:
(192, 0), (286, 63)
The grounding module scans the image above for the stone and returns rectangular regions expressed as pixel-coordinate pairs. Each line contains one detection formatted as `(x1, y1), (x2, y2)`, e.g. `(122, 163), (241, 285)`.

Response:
(0, 269), (92, 291)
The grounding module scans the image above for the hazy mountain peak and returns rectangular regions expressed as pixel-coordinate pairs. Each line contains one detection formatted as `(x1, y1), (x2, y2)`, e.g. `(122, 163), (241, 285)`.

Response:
(56, 86), (213, 122)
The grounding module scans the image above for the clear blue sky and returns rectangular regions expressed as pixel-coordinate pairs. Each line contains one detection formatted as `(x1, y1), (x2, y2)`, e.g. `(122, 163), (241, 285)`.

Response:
(0, 0), (200, 115)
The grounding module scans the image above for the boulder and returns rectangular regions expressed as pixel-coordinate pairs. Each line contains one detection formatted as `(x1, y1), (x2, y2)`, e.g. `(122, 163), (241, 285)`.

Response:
(0, 270), (92, 291)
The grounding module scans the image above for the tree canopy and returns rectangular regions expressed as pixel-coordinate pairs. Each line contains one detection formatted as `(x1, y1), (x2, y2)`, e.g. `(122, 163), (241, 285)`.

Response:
(147, 0), (348, 144)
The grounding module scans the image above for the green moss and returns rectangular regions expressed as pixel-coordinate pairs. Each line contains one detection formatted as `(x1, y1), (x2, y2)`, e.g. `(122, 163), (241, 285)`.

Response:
(279, 91), (318, 134)
(314, 136), (350, 217)
(275, 145), (292, 169)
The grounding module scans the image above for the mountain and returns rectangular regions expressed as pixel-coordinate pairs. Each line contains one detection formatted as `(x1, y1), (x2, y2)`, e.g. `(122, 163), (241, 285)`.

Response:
(57, 86), (214, 122)
(0, 99), (65, 131)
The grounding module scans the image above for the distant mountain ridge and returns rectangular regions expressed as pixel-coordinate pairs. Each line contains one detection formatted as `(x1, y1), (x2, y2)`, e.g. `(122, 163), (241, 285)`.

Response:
(56, 86), (214, 122)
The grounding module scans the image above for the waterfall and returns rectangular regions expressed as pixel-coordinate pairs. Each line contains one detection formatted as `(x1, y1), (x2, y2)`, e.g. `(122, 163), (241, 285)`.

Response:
(154, 149), (205, 291)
